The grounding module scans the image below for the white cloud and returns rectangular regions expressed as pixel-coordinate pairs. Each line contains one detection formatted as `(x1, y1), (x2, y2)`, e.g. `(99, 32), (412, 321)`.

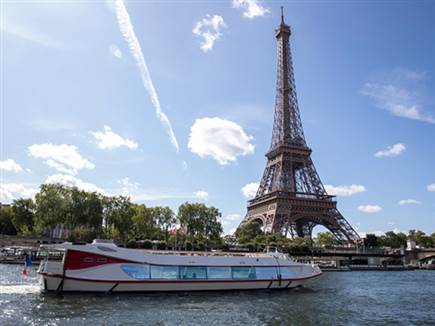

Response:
(358, 230), (385, 238)
(114, 0), (179, 152)
(398, 199), (421, 205)
(194, 190), (209, 201)
(117, 177), (140, 196)
(0, 159), (23, 173)
(90, 125), (138, 150)
(0, 183), (39, 202)
(125, 192), (192, 202)
(222, 213), (241, 225)
(360, 68), (435, 124)
(192, 14), (226, 52)
(358, 205), (383, 214)
(232, 0), (269, 19)
(324, 184), (366, 197)
(125, 190), (197, 202)
(427, 183), (435, 192)
(28, 143), (95, 175)
(45, 159), (76, 175)
(374, 143), (406, 157)
(358, 228), (405, 238)
(188, 117), (255, 165)
(109, 43), (122, 58)
(241, 182), (259, 199)
(45, 174), (105, 194)
(108, 178), (202, 202)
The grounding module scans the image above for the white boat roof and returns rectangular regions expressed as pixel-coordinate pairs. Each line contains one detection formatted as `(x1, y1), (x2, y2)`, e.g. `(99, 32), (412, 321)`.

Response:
(40, 242), (300, 267)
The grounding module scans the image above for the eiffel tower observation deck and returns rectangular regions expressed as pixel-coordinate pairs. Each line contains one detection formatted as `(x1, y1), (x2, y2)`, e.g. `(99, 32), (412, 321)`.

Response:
(239, 8), (361, 244)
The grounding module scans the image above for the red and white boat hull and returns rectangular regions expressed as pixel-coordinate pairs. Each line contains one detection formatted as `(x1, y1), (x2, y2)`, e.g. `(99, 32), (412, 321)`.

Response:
(38, 242), (322, 293)
(40, 268), (320, 292)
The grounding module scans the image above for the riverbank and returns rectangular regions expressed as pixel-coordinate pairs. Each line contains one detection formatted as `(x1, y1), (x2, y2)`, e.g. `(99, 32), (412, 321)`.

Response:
(0, 246), (424, 271)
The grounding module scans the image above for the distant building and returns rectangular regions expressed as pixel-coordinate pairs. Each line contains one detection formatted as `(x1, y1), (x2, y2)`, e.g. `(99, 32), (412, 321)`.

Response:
(0, 203), (12, 209)
(407, 239), (416, 251)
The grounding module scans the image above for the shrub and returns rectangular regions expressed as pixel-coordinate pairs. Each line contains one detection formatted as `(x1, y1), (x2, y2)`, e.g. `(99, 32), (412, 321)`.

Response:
(156, 241), (167, 250)
(142, 239), (153, 249)
(127, 239), (138, 248)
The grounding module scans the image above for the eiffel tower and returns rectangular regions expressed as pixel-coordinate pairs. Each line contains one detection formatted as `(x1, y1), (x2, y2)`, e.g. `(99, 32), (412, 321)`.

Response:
(239, 8), (361, 243)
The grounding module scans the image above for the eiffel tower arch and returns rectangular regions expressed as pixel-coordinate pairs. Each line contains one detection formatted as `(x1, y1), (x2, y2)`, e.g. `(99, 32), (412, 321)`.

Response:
(239, 9), (361, 244)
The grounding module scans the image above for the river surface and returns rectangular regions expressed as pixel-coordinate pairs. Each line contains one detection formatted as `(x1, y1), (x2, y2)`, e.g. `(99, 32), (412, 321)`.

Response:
(0, 264), (434, 325)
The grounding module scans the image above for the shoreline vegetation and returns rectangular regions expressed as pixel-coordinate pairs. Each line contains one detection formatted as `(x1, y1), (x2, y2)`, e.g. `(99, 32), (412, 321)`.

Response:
(1, 183), (434, 252)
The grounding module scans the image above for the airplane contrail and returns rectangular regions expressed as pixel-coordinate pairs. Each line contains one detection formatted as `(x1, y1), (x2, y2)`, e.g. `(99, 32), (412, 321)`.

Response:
(114, 0), (179, 152)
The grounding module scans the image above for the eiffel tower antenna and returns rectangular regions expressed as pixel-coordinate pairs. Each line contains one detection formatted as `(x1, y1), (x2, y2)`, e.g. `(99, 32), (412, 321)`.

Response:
(239, 9), (361, 244)
(280, 6), (284, 24)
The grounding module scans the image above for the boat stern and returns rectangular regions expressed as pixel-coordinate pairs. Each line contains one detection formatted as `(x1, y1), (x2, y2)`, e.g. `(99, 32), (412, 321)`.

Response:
(38, 259), (64, 292)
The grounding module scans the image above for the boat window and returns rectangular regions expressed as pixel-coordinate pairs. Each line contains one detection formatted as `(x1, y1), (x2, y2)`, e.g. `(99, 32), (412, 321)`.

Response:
(231, 266), (256, 279)
(150, 265), (178, 279)
(121, 264), (150, 279)
(255, 267), (278, 280)
(279, 266), (295, 279)
(179, 266), (207, 280)
(207, 267), (232, 279)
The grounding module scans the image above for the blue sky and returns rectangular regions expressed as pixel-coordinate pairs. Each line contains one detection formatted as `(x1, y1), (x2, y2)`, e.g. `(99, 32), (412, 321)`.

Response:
(1, 0), (435, 236)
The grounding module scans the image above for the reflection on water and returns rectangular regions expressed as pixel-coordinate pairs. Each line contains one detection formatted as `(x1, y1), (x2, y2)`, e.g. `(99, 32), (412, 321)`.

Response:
(1, 264), (434, 325)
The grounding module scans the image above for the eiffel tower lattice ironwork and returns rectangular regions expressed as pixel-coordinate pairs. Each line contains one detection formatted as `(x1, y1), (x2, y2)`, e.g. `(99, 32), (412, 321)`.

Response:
(239, 8), (361, 243)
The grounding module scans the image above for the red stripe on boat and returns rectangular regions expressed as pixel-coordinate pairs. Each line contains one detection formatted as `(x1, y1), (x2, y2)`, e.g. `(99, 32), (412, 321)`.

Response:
(63, 250), (132, 270)
(38, 271), (322, 283)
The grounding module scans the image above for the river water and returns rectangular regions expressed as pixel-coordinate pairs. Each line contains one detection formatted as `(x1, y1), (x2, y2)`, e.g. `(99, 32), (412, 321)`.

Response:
(0, 264), (434, 325)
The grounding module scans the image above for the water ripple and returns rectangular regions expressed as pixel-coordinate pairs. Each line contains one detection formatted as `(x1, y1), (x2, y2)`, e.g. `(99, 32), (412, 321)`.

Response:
(0, 265), (434, 325)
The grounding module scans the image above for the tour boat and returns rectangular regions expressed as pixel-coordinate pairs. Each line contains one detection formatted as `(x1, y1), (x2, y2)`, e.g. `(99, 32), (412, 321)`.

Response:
(37, 240), (322, 293)
(421, 259), (435, 270)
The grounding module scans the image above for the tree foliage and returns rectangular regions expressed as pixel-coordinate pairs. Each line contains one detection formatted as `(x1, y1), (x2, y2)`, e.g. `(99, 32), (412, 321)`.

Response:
(235, 222), (263, 243)
(0, 184), (224, 249)
(316, 232), (339, 247)
(0, 206), (17, 235)
(178, 202), (223, 245)
(407, 229), (434, 248)
(2, 183), (434, 251)
(11, 199), (35, 234)
(377, 231), (408, 248)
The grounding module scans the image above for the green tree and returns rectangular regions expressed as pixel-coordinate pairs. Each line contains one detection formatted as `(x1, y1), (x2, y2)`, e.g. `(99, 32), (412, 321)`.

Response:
(0, 206), (17, 235)
(235, 221), (263, 244)
(103, 196), (134, 242)
(364, 234), (379, 248)
(131, 204), (158, 240)
(68, 188), (103, 239)
(153, 206), (176, 244)
(201, 206), (223, 248)
(177, 202), (223, 249)
(409, 230), (433, 248)
(178, 202), (202, 238)
(431, 233), (435, 248)
(102, 196), (116, 237)
(34, 184), (70, 237)
(11, 198), (35, 234)
(316, 232), (339, 247)
(288, 236), (313, 250)
(378, 231), (407, 248)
